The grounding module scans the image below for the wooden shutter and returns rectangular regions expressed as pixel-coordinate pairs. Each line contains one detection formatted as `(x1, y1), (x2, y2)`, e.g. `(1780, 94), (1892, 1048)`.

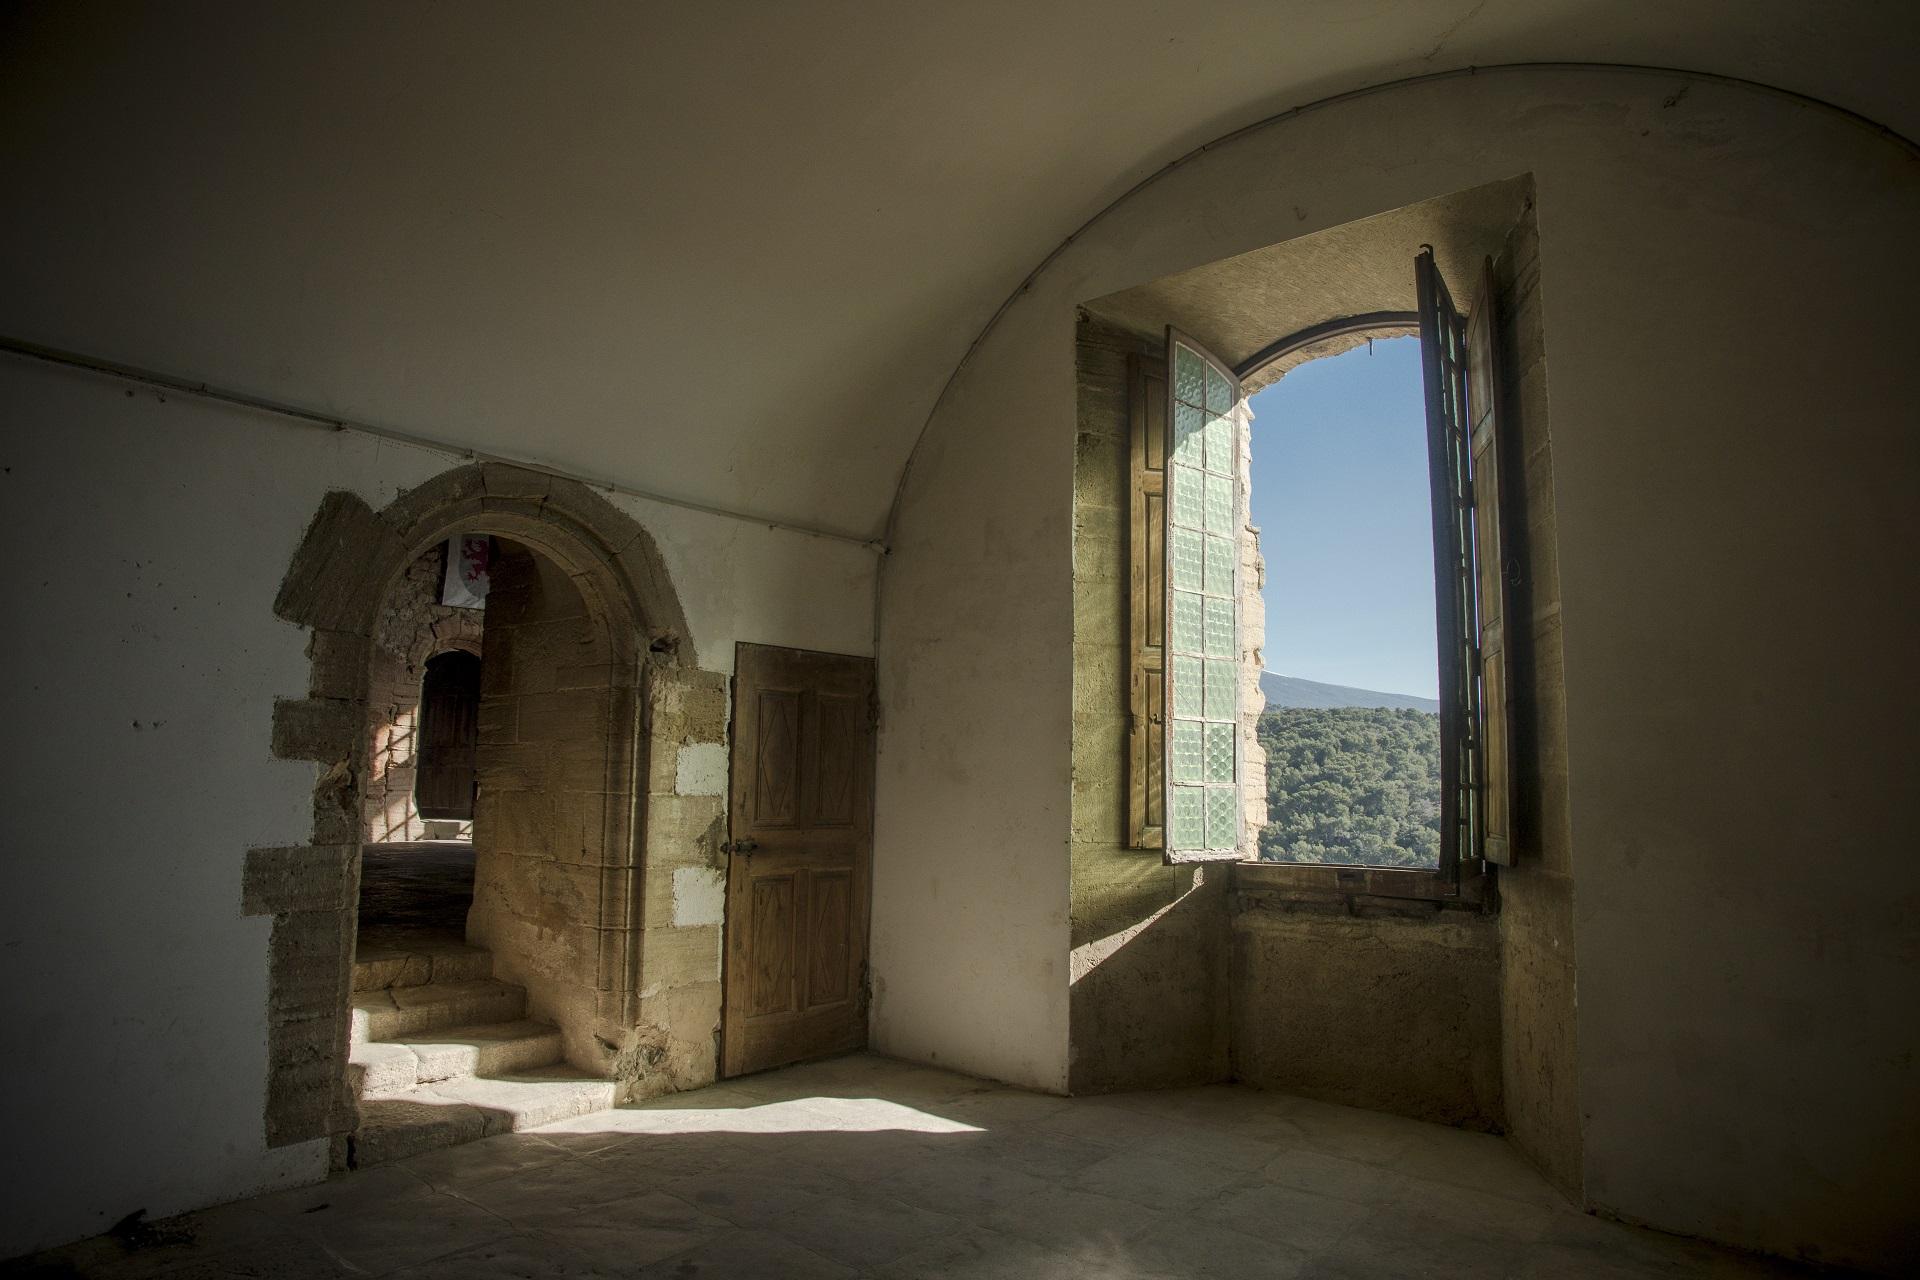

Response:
(1127, 353), (1167, 849)
(1161, 330), (1246, 863)
(1417, 249), (1481, 881)
(1465, 258), (1516, 866)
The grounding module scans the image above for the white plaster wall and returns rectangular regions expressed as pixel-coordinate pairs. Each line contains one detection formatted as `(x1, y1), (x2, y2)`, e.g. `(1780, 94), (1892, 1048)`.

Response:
(0, 357), (875, 1256)
(870, 330), (1075, 1093)
(873, 68), (1918, 1271)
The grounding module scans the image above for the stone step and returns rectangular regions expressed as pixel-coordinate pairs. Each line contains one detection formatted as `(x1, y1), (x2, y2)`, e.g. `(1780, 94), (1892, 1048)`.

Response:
(349, 1066), (619, 1169)
(351, 978), (526, 1043)
(352, 941), (491, 992)
(349, 1019), (565, 1098)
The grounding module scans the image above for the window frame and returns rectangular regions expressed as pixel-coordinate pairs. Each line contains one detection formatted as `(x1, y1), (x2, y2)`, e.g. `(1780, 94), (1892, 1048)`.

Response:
(1225, 285), (1497, 904)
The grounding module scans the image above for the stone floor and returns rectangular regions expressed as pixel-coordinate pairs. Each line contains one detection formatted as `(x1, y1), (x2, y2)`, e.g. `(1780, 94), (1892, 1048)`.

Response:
(357, 841), (475, 955)
(12, 1054), (1814, 1279)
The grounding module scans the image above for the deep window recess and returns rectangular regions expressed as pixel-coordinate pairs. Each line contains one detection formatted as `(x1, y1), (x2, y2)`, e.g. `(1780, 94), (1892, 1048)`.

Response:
(1124, 251), (1516, 891)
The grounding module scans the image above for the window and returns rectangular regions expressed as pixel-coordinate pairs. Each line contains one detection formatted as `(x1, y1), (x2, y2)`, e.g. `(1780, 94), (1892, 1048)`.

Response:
(1127, 251), (1515, 888)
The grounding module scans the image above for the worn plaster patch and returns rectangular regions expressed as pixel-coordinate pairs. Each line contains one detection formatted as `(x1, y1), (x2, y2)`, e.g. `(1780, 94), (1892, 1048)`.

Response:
(672, 865), (727, 928)
(675, 742), (727, 796)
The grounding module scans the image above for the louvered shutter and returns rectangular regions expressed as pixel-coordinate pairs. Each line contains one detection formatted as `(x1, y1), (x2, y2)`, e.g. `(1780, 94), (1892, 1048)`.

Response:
(1465, 258), (1516, 865)
(1127, 353), (1167, 849)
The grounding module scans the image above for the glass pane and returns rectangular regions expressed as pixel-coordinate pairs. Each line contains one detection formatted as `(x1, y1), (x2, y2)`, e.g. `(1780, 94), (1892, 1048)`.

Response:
(1205, 362), (1233, 414)
(1170, 527), (1204, 592)
(1170, 786), (1205, 849)
(1204, 534), (1234, 597)
(1172, 402), (1205, 468)
(1175, 344), (1206, 407)
(1171, 465), (1204, 530)
(1205, 785), (1237, 849)
(1204, 472), (1234, 534)
(1172, 591), (1204, 653)
(1204, 722), (1235, 783)
(1171, 655), (1203, 718)
(1204, 597), (1235, 657)
(1171, 721), (1203, 784)
(1204, 659), (1235, 720)
(1204, 412), (1233, 476)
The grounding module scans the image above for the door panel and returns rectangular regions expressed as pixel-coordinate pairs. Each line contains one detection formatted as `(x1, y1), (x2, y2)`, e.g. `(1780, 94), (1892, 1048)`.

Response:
(415, 649), (480, 820)
(806, 871), (853, 1007)
(722, 643), (875, 1077)
(747, 875), (798, 1017)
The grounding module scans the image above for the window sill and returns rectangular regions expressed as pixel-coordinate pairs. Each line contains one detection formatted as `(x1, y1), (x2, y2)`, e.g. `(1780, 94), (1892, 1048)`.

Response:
(1231, 859), (1489, 912)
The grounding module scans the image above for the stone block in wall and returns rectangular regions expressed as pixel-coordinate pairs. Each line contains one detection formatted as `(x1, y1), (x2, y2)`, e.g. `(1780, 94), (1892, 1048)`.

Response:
(479, 461), (554, 502)
(272, 697), (360, 763)
(647, 666), (728, 746)
(475, 739), (610, 791)
(307, 630), (373, 700)
(505, 621), (604, 695)
(621, 979), (723, 1099)
(643, 924), (724, 988)
(242, 845), (356, 917)
(516, 689), (613, 744)
(643, 794), (725, 867)
(311, 760), (360, 845)
(476, 697), (517, 742)
(268, 909), (354, 1020)
(274, 491), (404, 632)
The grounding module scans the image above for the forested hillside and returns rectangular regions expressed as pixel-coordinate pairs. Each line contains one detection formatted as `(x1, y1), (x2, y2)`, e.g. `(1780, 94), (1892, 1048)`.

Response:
(1256, 706), (1441, 867)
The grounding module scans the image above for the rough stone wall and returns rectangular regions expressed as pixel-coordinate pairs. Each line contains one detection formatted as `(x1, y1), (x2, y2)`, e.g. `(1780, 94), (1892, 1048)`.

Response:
(1067, 317), (1230, 1093)
(1239, 406), (1269, 833)
(627, 662), (730, 1098)
(1229, 889), (1503, 1128)
(470, 542), (617, 1070)
(1491, 200), (1582, 1195)
(363, 543), (483, 842)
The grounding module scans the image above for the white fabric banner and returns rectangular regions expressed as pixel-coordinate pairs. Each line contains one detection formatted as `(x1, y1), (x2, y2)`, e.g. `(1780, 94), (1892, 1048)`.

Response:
(440, 535), (491, 609)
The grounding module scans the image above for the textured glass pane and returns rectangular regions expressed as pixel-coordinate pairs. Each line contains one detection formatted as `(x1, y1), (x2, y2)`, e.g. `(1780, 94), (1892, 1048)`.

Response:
(1204, 597), (1235, 657)
(1171, 720), (1203, 784)
(1204, 534), (1234, 597)
(1204, 472), (1234, 535)
(1205, 362), (1233, 413)
(1172, 402), (1205, 468)
(1171, 465), (1204, 530)
(1204, 413), (1233, 476)
(1170, 527), (1204, 592)
(1170, 786), (1205, 849)
(1204, 659), (1235, 720)
(1171, 591), (1204, 653)
(1174, 344), (1206, 407)
(1172, 655), (1203, 717)
(1204, 722), (1235, 783)
(1205, 785), (1237, 849)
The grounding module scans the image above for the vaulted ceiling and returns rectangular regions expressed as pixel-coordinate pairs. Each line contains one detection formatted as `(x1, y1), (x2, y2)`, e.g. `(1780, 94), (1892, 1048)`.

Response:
(3, 2), (1914, 539)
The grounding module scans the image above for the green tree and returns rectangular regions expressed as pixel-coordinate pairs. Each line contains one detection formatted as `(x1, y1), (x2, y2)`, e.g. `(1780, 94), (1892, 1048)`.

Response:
(1256, 707), (1440, 867)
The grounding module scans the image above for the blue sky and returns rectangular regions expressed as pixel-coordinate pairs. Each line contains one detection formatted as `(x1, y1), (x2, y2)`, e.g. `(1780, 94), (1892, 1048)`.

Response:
(1248, 336), (1439, 699)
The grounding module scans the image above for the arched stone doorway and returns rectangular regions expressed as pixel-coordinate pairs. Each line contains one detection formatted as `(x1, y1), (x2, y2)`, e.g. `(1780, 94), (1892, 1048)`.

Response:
(247, 463), (729, 1164)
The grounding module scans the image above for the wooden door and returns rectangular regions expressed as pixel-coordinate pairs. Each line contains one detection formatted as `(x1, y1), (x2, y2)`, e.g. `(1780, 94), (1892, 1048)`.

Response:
(721, 643), (875, 1077)
(415, 649), (480, 820)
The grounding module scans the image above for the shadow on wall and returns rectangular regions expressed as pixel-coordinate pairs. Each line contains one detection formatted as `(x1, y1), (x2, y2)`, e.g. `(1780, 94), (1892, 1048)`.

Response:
(1069, 867), (1231, 1094)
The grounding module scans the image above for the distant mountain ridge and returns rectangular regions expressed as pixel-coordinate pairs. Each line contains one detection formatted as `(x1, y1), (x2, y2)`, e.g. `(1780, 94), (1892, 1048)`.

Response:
(1259, 672), (1439, 713)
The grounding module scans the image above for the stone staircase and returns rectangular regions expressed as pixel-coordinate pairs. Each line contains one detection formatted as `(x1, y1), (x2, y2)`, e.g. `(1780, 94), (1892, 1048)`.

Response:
(347, 940), (617, 1167)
